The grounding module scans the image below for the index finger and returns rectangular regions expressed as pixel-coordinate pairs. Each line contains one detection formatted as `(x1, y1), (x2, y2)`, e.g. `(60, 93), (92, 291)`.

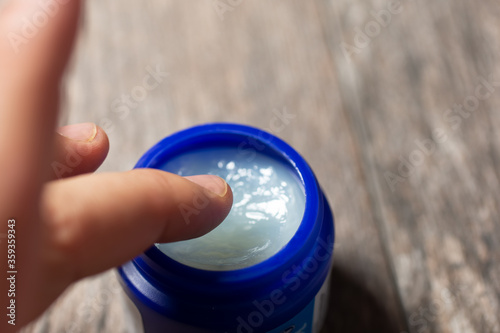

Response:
(40, 170), (233, 280)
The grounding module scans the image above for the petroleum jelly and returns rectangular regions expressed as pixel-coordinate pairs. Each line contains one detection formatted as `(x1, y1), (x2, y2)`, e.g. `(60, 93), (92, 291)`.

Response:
(156, 146), (306, 271)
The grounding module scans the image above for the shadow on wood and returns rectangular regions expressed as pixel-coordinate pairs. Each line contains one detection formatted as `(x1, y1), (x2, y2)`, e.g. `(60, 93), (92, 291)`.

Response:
(322, 266), (404, 333)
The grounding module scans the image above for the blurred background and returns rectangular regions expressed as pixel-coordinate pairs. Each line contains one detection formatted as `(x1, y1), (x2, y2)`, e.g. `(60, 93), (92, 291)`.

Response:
(23, 0), (500, 332)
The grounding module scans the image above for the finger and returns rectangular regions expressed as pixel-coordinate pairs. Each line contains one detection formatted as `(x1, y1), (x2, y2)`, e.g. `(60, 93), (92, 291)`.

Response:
(0, 0), (81, 199)
(40, 170), (233, 280)
(51, 123), (110, 179)
(0, 1), (82, 328)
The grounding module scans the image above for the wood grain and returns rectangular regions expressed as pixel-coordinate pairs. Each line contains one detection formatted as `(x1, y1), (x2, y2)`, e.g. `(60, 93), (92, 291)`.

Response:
(317, 0), (500, 331)
(13, 0), (500, 332)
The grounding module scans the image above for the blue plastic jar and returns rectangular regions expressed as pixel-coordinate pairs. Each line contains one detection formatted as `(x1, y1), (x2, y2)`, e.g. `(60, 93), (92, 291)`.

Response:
(118, 123), (335, 333)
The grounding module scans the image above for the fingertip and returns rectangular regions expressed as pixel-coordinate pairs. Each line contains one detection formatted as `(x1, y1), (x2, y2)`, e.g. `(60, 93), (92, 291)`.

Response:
(184, 175), (230, 198)
(51, 123), (109, 179)
(57, 122), (97, 142)
(94, 124), (110, 157)
(184, 175), (233, 223)
(153, 173), (233, 242)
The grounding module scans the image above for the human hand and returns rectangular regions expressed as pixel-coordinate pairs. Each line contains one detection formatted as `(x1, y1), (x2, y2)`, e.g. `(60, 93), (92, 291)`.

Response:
(0, 1), (232, 330)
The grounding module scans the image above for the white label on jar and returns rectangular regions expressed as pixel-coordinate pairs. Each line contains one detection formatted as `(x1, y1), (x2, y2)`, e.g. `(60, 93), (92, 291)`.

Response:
(265, 269), (332, 333)
(312, 269), (332, 333)
(119, 287), (145, 333)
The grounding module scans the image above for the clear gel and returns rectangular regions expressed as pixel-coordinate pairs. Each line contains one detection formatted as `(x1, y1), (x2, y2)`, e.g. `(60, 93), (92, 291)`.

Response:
(156, 146), (306, 271)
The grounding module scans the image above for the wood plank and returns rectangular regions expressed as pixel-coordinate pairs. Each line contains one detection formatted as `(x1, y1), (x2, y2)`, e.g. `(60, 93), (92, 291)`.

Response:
(317, 0), (500, 331)
(7, 0), (482, 332)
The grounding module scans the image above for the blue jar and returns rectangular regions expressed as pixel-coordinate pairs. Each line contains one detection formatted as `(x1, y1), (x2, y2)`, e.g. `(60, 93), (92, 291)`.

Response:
(118, 123), (335, 333)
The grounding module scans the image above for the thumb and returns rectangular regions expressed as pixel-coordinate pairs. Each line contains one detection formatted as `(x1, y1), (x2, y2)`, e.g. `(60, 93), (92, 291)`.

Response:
(51, 123), (109, 179)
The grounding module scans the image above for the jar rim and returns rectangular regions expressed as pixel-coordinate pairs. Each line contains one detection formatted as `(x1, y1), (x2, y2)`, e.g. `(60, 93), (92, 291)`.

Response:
(135, 123), (321, 280)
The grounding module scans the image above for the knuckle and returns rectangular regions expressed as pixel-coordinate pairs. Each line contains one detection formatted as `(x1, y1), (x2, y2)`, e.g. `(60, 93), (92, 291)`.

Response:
(128, 168), (180, 212)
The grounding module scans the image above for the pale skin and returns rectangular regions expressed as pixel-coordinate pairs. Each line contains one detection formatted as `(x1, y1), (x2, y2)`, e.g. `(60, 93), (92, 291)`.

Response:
(0, 0), (233, 331)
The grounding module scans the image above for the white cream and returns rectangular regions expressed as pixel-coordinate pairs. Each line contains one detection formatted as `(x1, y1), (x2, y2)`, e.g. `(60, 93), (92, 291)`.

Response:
(156, 147), (306, 271)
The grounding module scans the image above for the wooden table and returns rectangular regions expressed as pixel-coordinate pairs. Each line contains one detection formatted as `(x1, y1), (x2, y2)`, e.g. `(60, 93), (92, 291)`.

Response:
(21, 0), (500, 332)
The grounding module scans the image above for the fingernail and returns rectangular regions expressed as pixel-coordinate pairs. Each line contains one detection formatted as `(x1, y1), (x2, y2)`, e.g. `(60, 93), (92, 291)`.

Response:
(184, 175), (228, 198)
(57, 123), (97, 142)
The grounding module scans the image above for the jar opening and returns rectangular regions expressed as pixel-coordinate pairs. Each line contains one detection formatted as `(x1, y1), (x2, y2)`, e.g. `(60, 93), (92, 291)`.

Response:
(155, 143), (306, 271)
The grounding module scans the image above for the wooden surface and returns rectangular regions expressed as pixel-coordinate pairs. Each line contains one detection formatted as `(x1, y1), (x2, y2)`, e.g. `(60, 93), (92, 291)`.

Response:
(18, 0), (500, 332)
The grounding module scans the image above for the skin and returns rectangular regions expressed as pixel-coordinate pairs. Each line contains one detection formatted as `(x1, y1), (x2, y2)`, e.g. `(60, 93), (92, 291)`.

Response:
(0, 0), (233, 331)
